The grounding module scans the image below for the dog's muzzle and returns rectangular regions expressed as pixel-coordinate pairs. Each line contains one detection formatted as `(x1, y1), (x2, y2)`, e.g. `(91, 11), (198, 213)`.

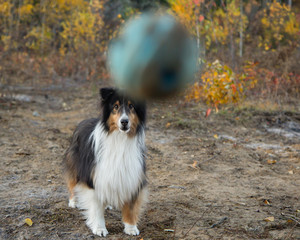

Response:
(119, 117), (130, 132)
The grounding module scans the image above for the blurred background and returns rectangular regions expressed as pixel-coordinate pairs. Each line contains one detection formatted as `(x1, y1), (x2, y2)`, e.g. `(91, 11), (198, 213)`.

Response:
(0, 0), (299, 107)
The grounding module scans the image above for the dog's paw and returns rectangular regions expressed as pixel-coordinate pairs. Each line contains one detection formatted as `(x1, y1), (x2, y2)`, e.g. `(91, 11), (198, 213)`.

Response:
(92, 227), (108, 237)
(124, 223), (140, 236)
(68, 198), (76, 208)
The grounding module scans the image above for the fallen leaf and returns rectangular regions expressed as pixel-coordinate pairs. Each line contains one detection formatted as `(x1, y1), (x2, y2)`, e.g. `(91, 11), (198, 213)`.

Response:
(264, 199), (270, 205)
(191, 161), (198, 169)
(15, 152), (31, 156)
(264, 216), (274, 222)
(213, 134), (219, 139)
(165, 122), (171, 128)
(205, 108), (211, 118)
(288, 170), (294, 175)
(267, 159), (277, 164)
(235, 117), (240, 121)
(25, 218), (33, 226)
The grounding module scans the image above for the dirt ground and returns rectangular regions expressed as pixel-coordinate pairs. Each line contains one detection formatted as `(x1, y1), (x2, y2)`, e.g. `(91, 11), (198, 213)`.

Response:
(0, 83), (299, 240)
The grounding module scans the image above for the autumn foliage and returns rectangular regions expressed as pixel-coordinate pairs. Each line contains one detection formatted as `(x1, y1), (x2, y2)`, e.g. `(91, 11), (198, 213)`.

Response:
(185, 60), (258, 109)
(170, 0), (300, 107)
(0, 0), (108, 53)
(0, 0), (299, 106)
(259, 1), (299, 51)
(0, 0), (118, 84)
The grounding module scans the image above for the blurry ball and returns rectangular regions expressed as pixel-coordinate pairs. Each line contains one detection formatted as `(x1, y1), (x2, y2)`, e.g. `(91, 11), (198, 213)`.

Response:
(108, 13), (199, 99)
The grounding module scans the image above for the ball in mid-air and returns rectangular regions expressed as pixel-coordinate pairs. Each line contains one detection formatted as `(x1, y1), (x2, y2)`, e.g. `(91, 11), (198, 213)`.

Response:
(108, 13), (198, 99)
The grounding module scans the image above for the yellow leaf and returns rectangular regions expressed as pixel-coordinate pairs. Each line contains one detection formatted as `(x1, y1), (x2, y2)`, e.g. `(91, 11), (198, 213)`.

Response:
(265, 45), (269, 51)
(191, 161), (198, 169)
(264, 216), (274, 222)
(214, 134), (219, 139)
(25, 218), (33, 226)
(165, 122), (171, 128)
(264, 199), (270, 205)
(267, 159), (277, 164)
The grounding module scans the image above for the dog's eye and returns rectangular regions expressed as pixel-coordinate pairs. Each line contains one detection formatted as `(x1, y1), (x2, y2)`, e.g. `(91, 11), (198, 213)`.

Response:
(129, 104), (134, 110)
(113, 104), (119, 110)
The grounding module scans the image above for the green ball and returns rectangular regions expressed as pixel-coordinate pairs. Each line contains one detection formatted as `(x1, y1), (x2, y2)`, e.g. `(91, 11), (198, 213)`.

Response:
(108, 13), (199, 99)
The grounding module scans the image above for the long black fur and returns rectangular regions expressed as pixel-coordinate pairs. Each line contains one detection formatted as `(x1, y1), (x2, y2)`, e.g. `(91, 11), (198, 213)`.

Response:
(64, 87), (146, 190)
(65, 118), (98, 188)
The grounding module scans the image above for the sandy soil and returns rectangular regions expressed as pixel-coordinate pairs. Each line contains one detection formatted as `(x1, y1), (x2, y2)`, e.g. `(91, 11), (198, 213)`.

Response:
(0, 84), (299, 239)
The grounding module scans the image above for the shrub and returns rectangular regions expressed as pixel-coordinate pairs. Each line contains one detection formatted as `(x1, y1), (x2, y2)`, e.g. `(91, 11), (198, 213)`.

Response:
(186, 60), (242, 109)
(186, 60), (260, 109)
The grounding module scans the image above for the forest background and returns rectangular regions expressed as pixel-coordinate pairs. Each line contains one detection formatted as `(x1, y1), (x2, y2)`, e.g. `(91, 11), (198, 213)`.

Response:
(0, 0), (299, 109)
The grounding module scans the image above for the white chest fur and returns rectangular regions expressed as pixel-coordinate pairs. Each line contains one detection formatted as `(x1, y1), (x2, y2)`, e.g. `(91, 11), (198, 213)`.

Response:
(90, 123), (145, 208)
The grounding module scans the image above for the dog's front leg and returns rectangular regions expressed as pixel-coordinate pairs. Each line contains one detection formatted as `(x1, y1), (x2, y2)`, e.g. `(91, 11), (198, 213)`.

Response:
(122, 188), (147, 236)
(86, 198), (108, 237)
(86, 202), (108, 237)
(76, 186), (108, 237)
(122, 202), (140, 236)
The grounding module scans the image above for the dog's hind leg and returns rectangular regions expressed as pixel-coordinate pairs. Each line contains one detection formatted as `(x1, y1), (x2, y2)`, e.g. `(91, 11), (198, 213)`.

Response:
(122, 188), (148, 236)
(67, 177), (77, 208)
(65, 151), (78, 208)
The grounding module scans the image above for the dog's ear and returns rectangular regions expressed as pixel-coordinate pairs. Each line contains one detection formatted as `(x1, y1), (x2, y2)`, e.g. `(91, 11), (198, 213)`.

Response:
(100, 88), (115, 102)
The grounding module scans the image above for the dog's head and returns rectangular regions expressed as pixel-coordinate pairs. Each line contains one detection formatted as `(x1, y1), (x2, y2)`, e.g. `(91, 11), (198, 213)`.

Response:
(100, 88), (146, 136)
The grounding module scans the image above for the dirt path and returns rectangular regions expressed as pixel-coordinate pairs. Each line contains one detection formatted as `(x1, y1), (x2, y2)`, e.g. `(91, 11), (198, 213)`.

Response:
(1, 85), (299, 239)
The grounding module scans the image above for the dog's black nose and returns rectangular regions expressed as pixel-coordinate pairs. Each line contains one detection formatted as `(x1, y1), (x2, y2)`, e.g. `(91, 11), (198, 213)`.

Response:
(121, 119), (128, 127)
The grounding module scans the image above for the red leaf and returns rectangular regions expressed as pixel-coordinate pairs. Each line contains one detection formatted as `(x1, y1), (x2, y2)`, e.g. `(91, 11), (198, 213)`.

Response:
(231, 84), (236, 93)
(194, 0), (204, 5)
(199, 15), (204, 22)
(205, 108), (211, 118)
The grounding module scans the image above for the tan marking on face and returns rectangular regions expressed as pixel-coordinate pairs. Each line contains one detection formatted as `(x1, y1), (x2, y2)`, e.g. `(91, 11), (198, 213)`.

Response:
(122, 188), (148, 225)
(127, 108), (140, 138)
(107, 100), (121, 133)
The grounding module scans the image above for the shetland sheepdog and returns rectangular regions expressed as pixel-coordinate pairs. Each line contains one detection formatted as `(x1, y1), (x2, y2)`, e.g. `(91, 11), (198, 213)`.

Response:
(64, 87), (147, 237)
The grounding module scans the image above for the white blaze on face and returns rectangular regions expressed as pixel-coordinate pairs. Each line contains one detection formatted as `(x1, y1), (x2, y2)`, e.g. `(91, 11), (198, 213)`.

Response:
(118, 107), (130, 132)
